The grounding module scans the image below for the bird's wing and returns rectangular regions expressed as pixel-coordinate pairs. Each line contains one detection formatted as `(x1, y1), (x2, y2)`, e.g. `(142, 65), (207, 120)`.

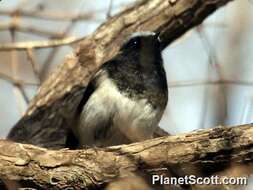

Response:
(76, 59), (118, 116)
(76, 77), (96, 116)
(65, 61), (115, 148)
(65, 71), (98, 149)
(75, 60), (116, 115)
(66, 60), (119, 148)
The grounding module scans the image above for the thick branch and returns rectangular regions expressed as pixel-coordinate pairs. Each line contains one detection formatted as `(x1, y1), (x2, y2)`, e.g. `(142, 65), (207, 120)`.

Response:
(2, 124), (253, 189)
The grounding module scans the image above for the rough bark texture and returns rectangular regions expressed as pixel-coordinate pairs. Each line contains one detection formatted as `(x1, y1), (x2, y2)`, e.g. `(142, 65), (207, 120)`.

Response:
(1, 124), (253, 189)
(8, 0), (234, 149)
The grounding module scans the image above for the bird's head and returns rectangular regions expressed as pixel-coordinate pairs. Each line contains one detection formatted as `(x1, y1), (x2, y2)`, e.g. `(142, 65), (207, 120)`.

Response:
(120, 31), (161, 56)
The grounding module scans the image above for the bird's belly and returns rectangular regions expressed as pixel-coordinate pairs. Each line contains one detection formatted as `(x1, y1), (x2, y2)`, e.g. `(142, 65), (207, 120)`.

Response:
(113, 96), (160, 142)
(75, 79), (163, 147)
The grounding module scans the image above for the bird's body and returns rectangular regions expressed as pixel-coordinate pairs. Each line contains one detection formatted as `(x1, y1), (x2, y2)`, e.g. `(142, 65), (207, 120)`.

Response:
(71, 32), (168, 147)
(7, 32), (168, 149)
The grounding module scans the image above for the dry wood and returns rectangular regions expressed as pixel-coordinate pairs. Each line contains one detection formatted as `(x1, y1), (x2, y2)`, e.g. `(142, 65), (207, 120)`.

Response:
(2, 124), (253, 189)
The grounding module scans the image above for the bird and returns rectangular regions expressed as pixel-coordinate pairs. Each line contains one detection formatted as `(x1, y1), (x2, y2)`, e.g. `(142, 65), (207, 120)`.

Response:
(66, 31), (168, 148)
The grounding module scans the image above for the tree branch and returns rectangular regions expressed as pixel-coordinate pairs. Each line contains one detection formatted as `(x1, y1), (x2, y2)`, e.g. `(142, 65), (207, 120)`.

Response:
(0, 36), (84, 51)
(2, 124), (253, 189)
(0, 9), (97, 21)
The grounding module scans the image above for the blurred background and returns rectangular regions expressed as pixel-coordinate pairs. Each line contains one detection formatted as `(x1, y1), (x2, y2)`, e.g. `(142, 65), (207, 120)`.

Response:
(0, 0), (253, 139)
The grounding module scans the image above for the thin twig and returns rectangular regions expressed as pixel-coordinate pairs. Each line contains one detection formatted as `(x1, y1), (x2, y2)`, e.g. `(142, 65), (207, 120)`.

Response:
(15, 85), (30, 104)
(0, 72), (38, 86)
(168, 79), (253, 88)
(10, 44), (30, 104)
(26, 48), (41, 83)
(106, 0), (113, 18)
(0, 36), (84, 51)
(0, 22), (63, 38)
(0, 9), (97, 21)
(9, 5), (30, 106)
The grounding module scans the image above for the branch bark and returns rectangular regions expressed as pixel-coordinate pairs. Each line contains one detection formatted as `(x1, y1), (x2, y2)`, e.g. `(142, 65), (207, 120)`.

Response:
(2, 124), (253, 189)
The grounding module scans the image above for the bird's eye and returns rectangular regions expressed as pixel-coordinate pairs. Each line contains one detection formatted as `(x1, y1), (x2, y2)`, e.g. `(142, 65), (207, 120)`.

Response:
(121, 37), (140, 50)
(131, 38), (140, 47)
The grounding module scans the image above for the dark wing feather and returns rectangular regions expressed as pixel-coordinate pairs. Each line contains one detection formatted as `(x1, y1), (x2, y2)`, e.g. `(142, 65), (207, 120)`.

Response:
(76, 80), (96, 116)
(76, 59), (118, 116)
(66, 60), (118, 148)
(66, 80), (96, 149)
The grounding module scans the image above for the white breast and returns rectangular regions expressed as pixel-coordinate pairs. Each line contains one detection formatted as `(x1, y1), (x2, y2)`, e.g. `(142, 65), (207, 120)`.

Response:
(75, 72), (163, 146)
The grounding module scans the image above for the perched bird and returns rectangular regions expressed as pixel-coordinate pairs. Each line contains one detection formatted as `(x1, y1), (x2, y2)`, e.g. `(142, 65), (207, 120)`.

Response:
(67, 31), (168, 148)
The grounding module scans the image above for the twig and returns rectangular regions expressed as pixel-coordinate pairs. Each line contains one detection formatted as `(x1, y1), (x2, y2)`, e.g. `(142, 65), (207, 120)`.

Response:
(0, 22), (63, 37)
(26, 48), (41, 83)
(106, 0), (114, 18)
(9, 7), (30, 106)
(0, 36), (84, 51)
(167, 79), (253, 88)
(0, 72), (38, 86)
(0, 9), (97, 21)
(14, 85), (30, 104)
(9, 36), (29, 110)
